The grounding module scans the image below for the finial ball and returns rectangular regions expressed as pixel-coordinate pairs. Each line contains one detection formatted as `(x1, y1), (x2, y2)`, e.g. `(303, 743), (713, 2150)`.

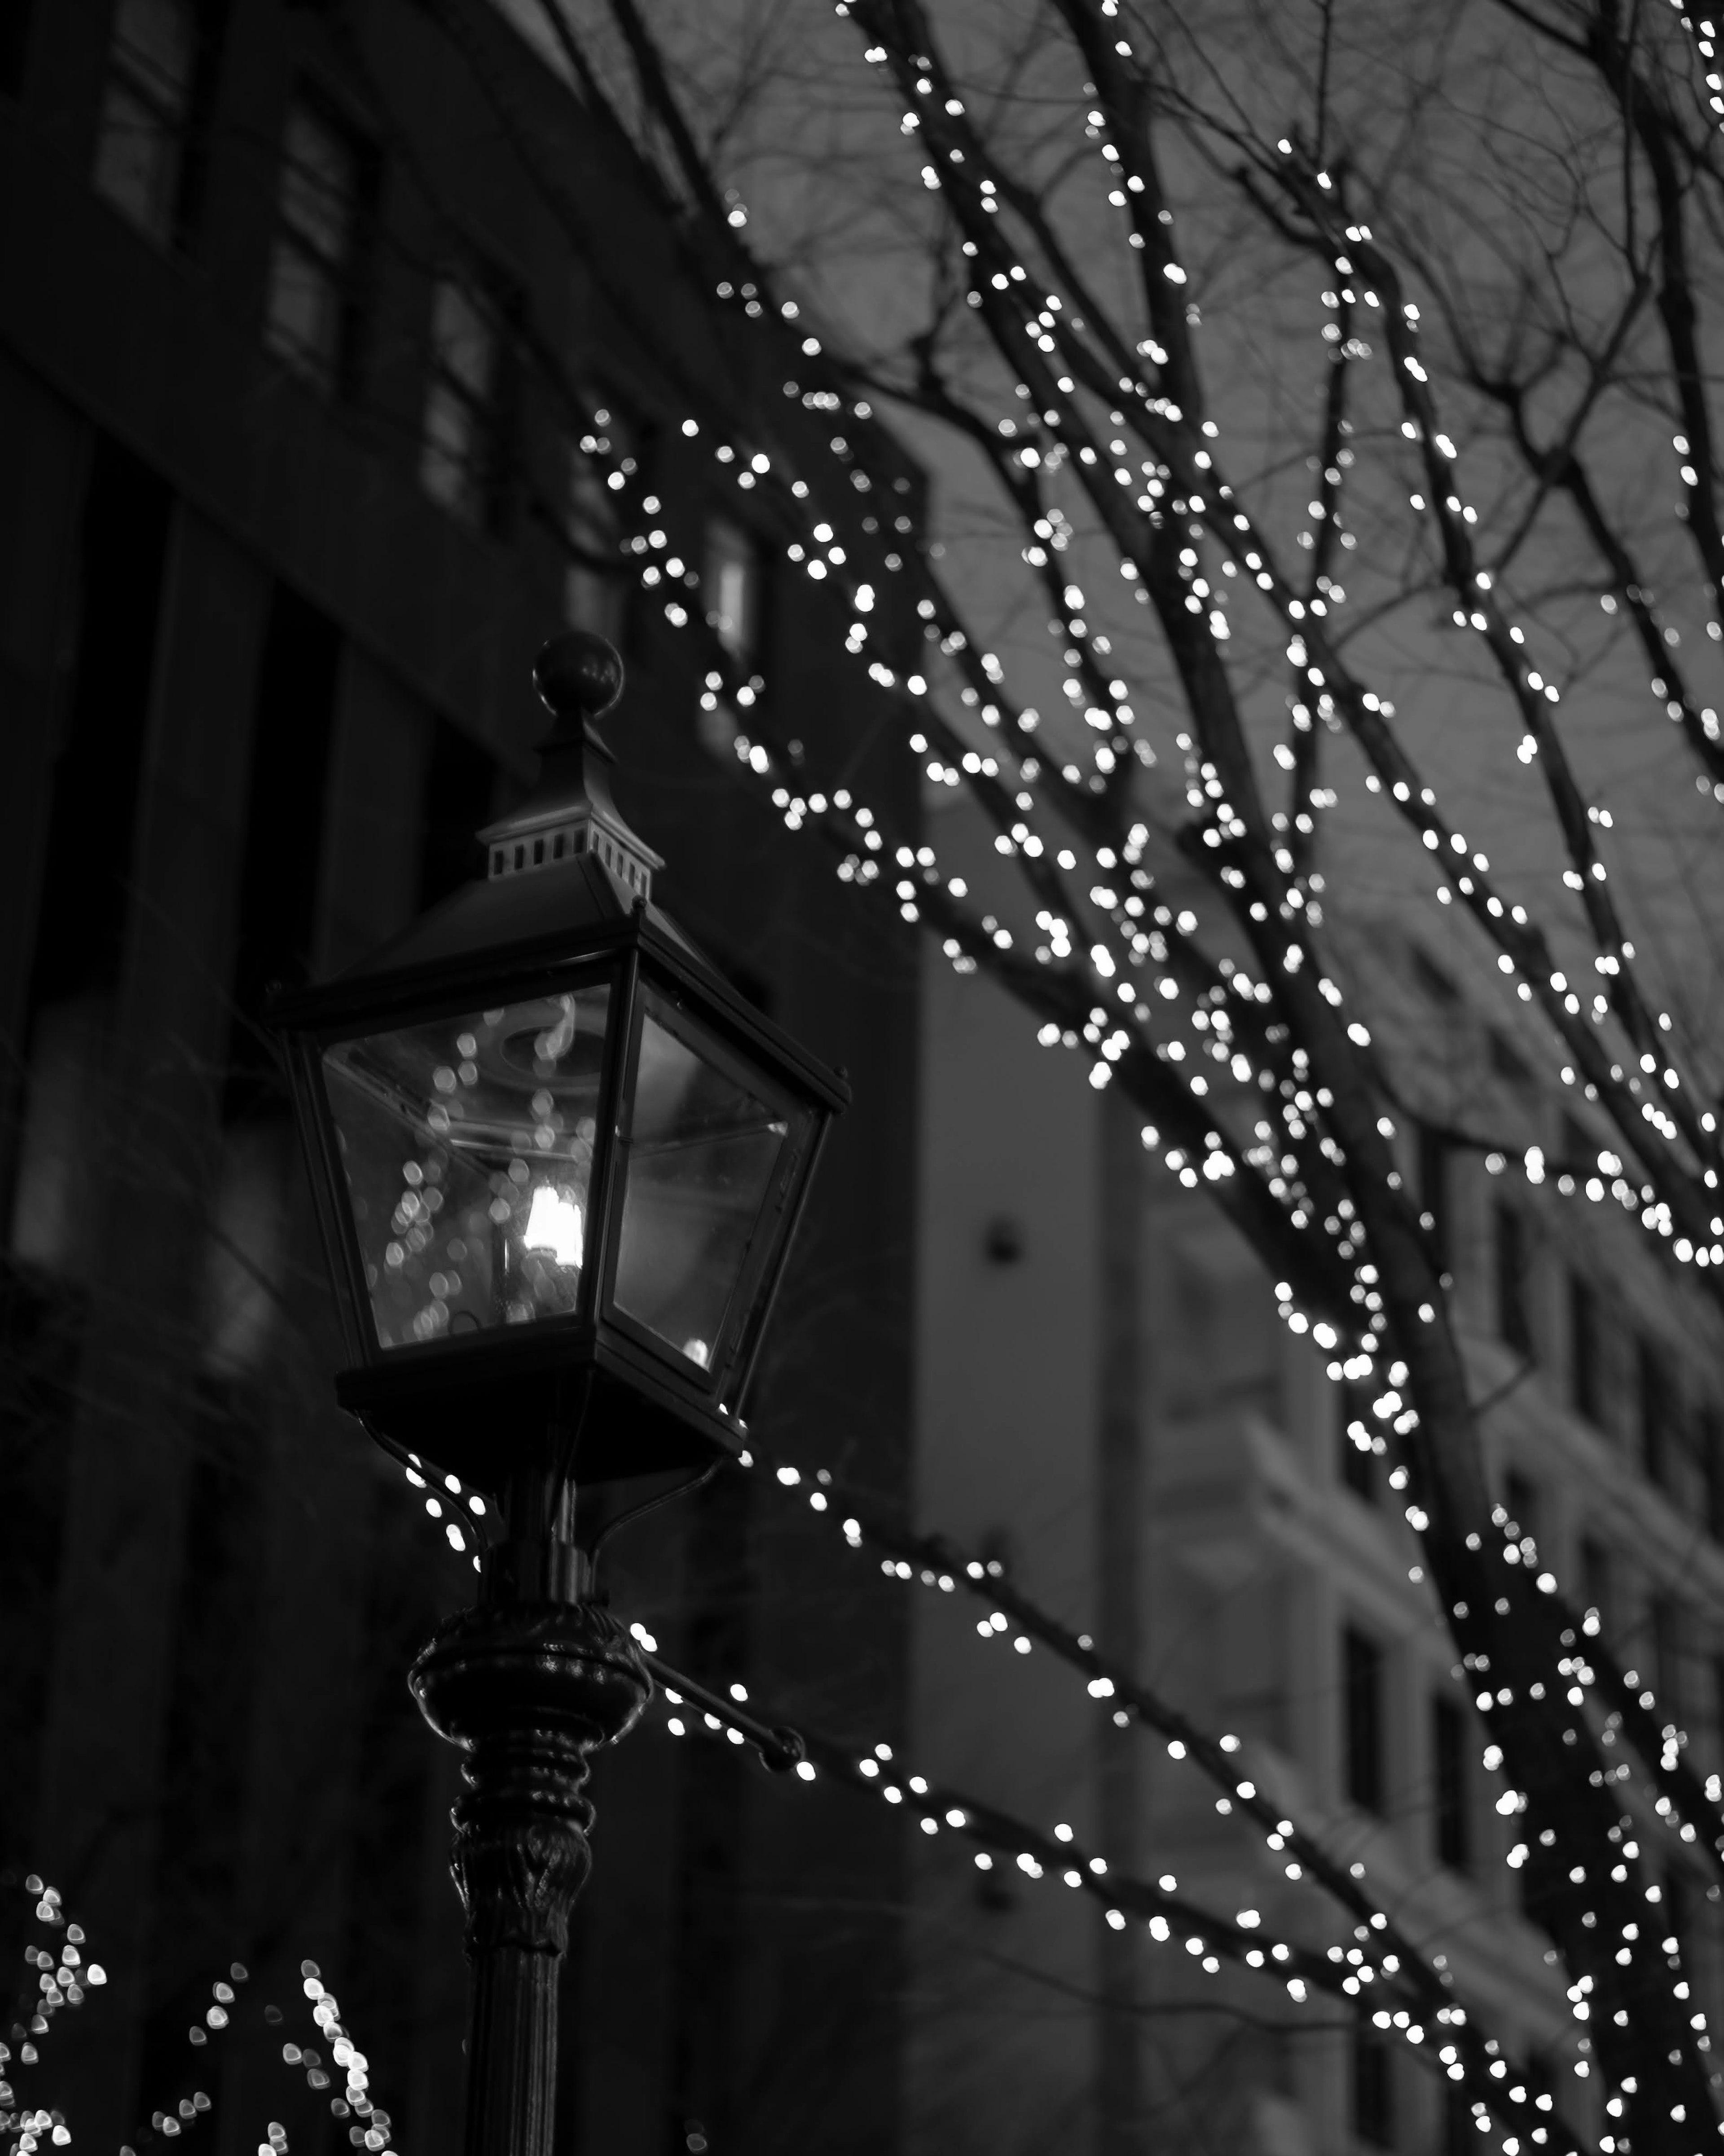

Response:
(533, 630), (624, 724)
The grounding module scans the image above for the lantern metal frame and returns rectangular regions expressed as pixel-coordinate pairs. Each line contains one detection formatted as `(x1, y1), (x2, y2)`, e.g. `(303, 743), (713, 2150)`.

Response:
(268, 638), (849, 1494)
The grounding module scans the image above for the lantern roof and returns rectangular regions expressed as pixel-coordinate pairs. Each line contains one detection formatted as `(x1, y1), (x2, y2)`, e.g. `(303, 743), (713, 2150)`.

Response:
(270, 630), (847, 1114)
(478, 630), (663, 901)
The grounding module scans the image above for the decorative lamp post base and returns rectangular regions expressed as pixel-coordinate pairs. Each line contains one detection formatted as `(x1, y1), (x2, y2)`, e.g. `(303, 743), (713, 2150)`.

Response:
(410, 1592), (651, 2156)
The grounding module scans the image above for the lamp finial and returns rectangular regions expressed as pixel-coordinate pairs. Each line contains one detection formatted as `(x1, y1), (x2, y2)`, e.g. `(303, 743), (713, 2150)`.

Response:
(533, 631), (624, 736)
(477, 631), (659, 896)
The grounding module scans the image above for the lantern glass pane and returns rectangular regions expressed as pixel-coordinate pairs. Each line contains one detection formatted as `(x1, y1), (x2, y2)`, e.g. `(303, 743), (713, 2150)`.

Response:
(321, 983), (611, 1350)
(613, 995), (807, 1373)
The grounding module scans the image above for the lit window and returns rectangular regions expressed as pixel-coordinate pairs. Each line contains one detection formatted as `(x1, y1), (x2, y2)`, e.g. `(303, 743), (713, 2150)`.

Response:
(421, 272), (509, 525)
(91, 0), (200, 244)
(703, 516), (762, 661)
(264, 94), (369, 394)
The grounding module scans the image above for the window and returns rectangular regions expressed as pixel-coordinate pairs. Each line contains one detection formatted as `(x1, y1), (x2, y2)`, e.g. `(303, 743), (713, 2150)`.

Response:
(1666, 1865), (1692, 1952)
(222, 582), (340, 1121)
(1580, 1538), (1611, 1633)
(1490, 1030), (1534, 1091)
(1338, 1383), (1376, 1503)
(1568, 1272), (1600, 1424)
(1638, 1338), (1670, 1486)
(1412, 946), (1460, 1010)
(704, 515), (763, 662)
(1494, 1203), (1532, 1359)
(1416, 1122), (1450, 1274)
(1351, 2026), (1394, 2148)
(1504, 1470), (1537, 1551)
(1343, 1626), (1385, 1816)
(1, 0), (33, 98)
(419, 717), (497, 909)
(1652, 1598), (1683, 1722)
(1704, 1410), (1724, 1546)
(421, 270), (512, 526)
(10, 438), (172, 1279)
(1432, 1695), (1470, 1873)
(91, 0), (208, 245)
(563, 419), (629, 642)
(264, 92), (372, 394)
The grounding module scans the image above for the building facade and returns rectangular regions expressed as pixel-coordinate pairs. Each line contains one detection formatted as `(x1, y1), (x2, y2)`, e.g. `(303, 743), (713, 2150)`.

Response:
(908, 785), (1724, 2156)
(0, 4), (921, 2152)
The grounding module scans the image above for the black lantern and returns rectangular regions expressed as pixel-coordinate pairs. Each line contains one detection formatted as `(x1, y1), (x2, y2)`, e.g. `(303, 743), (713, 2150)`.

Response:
(271, 631), (848, 1494)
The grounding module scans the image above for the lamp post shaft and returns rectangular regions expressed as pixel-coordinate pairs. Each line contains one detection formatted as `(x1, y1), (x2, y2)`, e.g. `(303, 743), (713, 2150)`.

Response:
(411, 1589), (651, 2152)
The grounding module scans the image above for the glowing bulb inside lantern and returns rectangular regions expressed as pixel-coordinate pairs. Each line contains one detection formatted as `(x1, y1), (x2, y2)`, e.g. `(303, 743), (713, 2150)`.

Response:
(524, 1185), (584, 1268)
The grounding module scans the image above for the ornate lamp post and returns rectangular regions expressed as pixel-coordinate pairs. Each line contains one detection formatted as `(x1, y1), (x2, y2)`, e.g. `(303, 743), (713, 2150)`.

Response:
(269, 632), (847, 2154)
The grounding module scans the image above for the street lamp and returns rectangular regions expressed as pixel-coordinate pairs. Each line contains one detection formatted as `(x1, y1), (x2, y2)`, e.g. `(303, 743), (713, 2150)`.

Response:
(269, 631), (847, 2154)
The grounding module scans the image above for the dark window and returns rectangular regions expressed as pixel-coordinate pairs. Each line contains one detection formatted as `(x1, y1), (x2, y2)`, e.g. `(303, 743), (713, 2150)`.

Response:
(264, 89), (374, 395)
(1667, 1865), (1691, 1951)
(25, 437), (172, 1016)
(652, 1468), (756, 2151)
(1495, 1204), (1532, 1359)
(704, 515), (764, 663)
(135, 1389), (260, 2114)
(1412, 948), (1460, 1009)
(340, 1481), (443, 2113)
(1504, 1471), (1537, 1551)
(1339, 1382), (1376, 1503)
(1704, 1412), (1724, 1545)
(1490, 1030), (1534, 1091)
(1569, 1272), (1600, 1424)
(0, 0), (34, 97)
(91, 0), (217, 246)
(1712, 1656), (1724, 1756)
(1524, 2055), (1561, 2142)
(562, 400), (633, 642)
(222, 583), (340, 1122)
(1344, 1626), (1385, 1816)
(1443, 2086), (1471, 2156)
(10, 439), (173, 1277)
(1417, 1122), (1450, 1274)
(1351, 2025), (1394, 2148)
(1652, 1598), (1683, 1722)
(421, 267), (515, 528)
(1580, 1539), (1611, 1634)
(418, 716), (497, 909)
(1432, 1694), (1470, 1874)
(1638, 1339), (1670, 1486)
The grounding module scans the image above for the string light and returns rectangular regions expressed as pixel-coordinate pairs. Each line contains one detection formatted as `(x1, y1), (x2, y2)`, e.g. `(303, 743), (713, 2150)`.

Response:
(655, 1645), (1585, 2152)
(397, 5), (1724, 2120)
(0, 1877), (397, 2156)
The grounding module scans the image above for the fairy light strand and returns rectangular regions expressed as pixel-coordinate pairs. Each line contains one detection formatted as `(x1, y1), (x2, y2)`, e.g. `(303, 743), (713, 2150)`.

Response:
(656, 1653), (1587, 2153)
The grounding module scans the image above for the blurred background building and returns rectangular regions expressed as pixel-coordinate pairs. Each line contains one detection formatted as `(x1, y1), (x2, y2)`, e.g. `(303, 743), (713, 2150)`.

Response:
(0, 3), (919, 2150)
(908, 780), (1724, 2155)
